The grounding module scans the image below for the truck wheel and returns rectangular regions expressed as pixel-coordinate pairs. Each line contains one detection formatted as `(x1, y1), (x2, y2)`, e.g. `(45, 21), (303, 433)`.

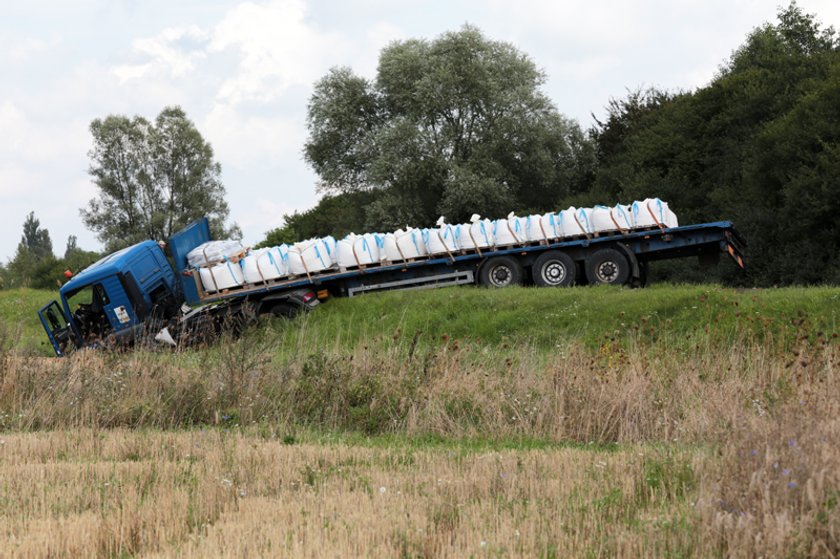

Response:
(267, 302), (299, 319)
(532, 251), (576, 287)
(585, 248), (630, 285)
(478, 256), (523, 288)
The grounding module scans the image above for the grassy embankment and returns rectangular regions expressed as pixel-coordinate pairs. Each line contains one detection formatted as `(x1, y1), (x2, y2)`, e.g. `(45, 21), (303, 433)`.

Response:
(0, 285), (837, 557)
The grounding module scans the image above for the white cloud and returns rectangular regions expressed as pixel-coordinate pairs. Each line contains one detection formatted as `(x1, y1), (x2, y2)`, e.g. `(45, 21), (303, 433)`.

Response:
(0, 102), (27, 154)
(114, 25), (208, 82)
(8, 36), (61, 62)
(203, 102), (303, 167)
(209, 0), (347, 103)
(239, 197), (315, 242)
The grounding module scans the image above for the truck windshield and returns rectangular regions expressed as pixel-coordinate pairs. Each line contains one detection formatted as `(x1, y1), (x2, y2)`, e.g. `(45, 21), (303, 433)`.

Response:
(65, 283), (112, 343)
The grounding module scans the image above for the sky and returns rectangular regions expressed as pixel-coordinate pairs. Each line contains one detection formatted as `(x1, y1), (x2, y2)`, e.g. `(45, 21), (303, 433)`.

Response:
(1, 0), (839, 262)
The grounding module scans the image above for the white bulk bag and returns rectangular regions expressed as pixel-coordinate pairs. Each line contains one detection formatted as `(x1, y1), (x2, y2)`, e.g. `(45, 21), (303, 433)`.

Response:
(457, 214), (494, 250)
(395, 228), (427, 259)
(369, 233), (385, 262)
(538, 212), (563, 240)
(525, 214), (549, 242)
(288, 239), (333, 275)
(425, 217), (459, 255)
(575, 207), (596, 235)
(242, 246), (288, 284)
(454, 223), (471, 249)
(610, 204), (634, 231)
(187, 240), (245, 268)
(335, 235), (356, 268)
(336, 234), (380, 268)
(199, 258), (245, 293)
(319, 236), (337, 261)
(590, 205), (618, 233)
(662, 202), (679, 228)
(559, 207), (585, 237)
(382, 233), (399, 262)
(241, 248), (266, 284)
(493, 212), (526, 246)
(632, 198), (679, 229)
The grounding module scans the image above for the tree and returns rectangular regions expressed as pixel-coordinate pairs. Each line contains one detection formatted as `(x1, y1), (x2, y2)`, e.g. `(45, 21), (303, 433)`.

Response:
(18, 211), (53, 262)
(588, 2), (840, 285)
(82, 106), (238, 251)
(305, 26), (592, 229)
(257, 191), (379, 248)
(5, 212), (54, 288)
(64, 235), (78, 260)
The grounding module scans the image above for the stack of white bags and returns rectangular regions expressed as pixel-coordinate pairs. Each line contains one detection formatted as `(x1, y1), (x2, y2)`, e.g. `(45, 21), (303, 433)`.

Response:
(191, 198), (678, 293)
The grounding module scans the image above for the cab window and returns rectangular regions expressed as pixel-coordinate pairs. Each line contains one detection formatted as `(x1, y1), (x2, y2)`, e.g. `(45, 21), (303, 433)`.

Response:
(66, 283), (112, 342)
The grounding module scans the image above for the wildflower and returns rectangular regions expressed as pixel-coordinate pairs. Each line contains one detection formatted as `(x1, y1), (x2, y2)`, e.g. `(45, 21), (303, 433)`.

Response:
(787, 481), (798, 489)
(782, 469), (791, 476)
(788, 439), (797, 447)
(379, 486), (386, 494)
(480, 541), (487, 547)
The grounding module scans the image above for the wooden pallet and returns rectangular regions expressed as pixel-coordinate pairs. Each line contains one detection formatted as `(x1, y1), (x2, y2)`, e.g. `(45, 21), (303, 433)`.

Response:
(338, 263), (375, 273)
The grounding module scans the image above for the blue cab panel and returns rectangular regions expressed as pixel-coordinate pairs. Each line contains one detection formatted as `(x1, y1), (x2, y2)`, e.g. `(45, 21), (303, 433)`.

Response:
(168, 217), (211, 306)
(59, 240), (178, 338)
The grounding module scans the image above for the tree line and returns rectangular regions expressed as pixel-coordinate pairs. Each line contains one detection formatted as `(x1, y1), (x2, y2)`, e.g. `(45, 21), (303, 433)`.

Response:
(4, 2), (837, 288)
(267, 3), (839, 285)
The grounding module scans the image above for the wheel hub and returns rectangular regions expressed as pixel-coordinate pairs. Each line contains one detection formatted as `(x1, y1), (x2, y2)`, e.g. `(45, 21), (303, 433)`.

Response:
(491, 265), (512, 287)
(543, 261), (566, 285)
(596, 261), (618, 283)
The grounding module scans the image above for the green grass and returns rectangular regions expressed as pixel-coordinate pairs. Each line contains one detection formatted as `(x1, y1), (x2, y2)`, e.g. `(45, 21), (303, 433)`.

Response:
(2, 284), (838, 357)
(263, 284), (838, 359)
(0, 287), (61, 355)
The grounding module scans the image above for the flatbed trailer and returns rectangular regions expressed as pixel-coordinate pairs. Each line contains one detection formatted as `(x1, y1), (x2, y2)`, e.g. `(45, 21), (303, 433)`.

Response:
(181, 220), (745, 304)
(38, 217), (745, 356)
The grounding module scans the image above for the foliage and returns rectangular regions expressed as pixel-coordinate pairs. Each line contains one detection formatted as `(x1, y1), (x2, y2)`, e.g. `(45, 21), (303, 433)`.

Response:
(256, 191), (379, 248)
(18, 211), (53, 261)
(587, 3), (840, 285)
(82, 106), (239, 252)
(4, 212), (55, 289)
(2, 213), (100, 291)
(304, 25), (593, 231)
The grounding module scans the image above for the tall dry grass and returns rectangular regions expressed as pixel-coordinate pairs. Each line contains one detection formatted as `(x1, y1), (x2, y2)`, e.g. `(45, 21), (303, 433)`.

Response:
(1, 323), (834, 444)
(0, 319), (837, 556)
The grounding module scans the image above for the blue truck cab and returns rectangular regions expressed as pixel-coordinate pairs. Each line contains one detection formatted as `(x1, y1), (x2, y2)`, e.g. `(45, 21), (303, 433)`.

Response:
(38, 239), (180, 356)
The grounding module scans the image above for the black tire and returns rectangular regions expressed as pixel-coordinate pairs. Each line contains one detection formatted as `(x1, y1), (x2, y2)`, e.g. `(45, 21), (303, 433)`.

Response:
(267, 302), (300, 319)
(478, 256), (524, 288)
(585, 248), (630, 285)
(532, 251), (576, 287)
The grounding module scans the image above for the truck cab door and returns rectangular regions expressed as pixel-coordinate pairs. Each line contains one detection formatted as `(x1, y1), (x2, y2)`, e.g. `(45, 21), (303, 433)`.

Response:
(38, 300), (75, 356)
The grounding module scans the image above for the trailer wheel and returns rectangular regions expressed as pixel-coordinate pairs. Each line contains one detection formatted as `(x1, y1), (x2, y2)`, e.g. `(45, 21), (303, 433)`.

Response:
(532, 251), (576, 287)
(478, 256), (524, 288)
(585, 248), (630, 285)
(267, 302), (300, 319)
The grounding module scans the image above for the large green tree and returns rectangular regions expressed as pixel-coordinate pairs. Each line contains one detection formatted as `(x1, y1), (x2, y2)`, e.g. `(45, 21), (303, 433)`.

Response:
(82, 106), (238, 251)
(587, 3), (840, 285)
(304, 26), (593, 230)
